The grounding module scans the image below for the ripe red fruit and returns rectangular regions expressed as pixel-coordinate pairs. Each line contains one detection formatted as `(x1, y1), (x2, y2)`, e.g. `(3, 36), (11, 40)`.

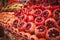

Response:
(46, 28), (60, 40)
(25, 22), (36, 33)
(18, 14), (28, 21)
(23, 33), (31, 40)
(18, 32), (25, 40)
(45, 18), (57, 28)
(35, 25), (47, 37)
(57, 19), (60, 29)
(5, 23), (11, 29)
(12, 27), (19, 33)
(34, 17), (45, 25)
(13, 20), (18, 28)
(42, 9), (52, 19)
(27, 15), (34, 22)
(33, 9), (42, 16)
(18, 21), (27, 31)
(53, 8), (60, 21)
(8, 18), (20, 28)
(15, 9), (22, 16)
(27, 9), (35, 15)
(29, 35), (39, 40)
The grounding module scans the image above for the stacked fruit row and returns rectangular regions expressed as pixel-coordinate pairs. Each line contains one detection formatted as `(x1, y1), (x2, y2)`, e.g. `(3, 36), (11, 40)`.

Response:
(0, 0), (60, 40)
(9, 5), (60, 40)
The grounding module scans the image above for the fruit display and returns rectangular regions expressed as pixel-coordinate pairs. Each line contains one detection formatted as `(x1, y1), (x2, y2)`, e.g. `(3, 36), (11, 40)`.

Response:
(0, 0), (60, 40)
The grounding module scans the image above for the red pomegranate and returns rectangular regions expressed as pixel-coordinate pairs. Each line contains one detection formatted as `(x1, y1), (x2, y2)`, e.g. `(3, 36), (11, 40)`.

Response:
(23, 33), (31, 40)
(42, 9), (52, 19)
(53, 8), (60, 21)
(35, 25), (47, 37)
(27, 15), (34, 22)
(46, 28), (60, 40)
(18, 14), (28, 21)
(33, 9), (42, 16)
(34, 17), (45, 25)
(25, 22), (36, 33)
(45, 18), (57, 28)
(18, 21), (27, 31)
(29, 35), (39, 40)
(57, 19), (60, 29)
(18, 32), (25, 40)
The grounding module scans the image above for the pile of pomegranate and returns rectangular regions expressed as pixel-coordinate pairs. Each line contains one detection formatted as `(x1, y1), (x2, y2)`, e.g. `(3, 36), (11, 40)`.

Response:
(11, 0), (60, 40)
(0, 0), (60, 40)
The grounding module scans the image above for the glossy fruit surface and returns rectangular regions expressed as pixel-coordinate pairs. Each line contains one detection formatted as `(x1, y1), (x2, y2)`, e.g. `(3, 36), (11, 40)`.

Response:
(35, 25), (47, 37)
(34, 17), (45, 25)
(46, 28), (60, 40)
(0, 0), (60, 40)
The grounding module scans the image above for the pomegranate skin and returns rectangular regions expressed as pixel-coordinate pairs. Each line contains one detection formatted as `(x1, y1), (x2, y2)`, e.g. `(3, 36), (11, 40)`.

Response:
(25, 22), (36, 34)
(56, 19), (60, 29)
(34, 17), (45, 25)
(42, 9), (52, 19)
(45, 18), (57, 28)
(23, 33), (31, 40)
(46, 28), (60, 40)
(35, 25), (47, 37)
(53, 8), (60, 21)
(29, 35), (39, 40)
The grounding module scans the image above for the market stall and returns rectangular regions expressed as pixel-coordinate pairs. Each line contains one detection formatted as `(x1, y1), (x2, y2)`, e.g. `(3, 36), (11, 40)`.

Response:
(0, 0), (60, 40)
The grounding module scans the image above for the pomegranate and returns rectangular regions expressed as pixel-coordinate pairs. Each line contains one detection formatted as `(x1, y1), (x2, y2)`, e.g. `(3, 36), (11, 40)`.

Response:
(23, 33), (31, 40)
(35, 25), (47, 37)
(53, 8), (60, 21)
(18, 21), (27, 31)
(45, 18), (57, 28)
(29, 35), (39, 40)
(25, 22), (36, 33)
(34, 17), (45, 25)
(46, 28), (60, 40)
(57, 19), (60, 29)
(33, 9), (42, 16)
(42, 9), (52, 19)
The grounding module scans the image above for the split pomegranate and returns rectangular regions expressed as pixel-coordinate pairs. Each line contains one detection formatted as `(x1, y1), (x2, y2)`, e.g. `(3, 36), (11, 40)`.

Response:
(23, 33), (31, 40)
(13, 19), (18, 28)
(45, 18), (57, 28)
(34, 17), (45, 25)
(25, 22), (36, 33)
(46, 28), (60, 40)
(18, 14), (28, 21)
(18, 32), (25, 40)
(57, 19), (60, 29)
(27, 9), (35, 15)
(42, 9), (52, 19)
(35, 25), (47, 37)
(29, 35), (39, 40)
(53, 8), (60, 21)
(18, 21), (27, 31)
(33, 9), (42, 16)
(0, 0), (60, 40)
